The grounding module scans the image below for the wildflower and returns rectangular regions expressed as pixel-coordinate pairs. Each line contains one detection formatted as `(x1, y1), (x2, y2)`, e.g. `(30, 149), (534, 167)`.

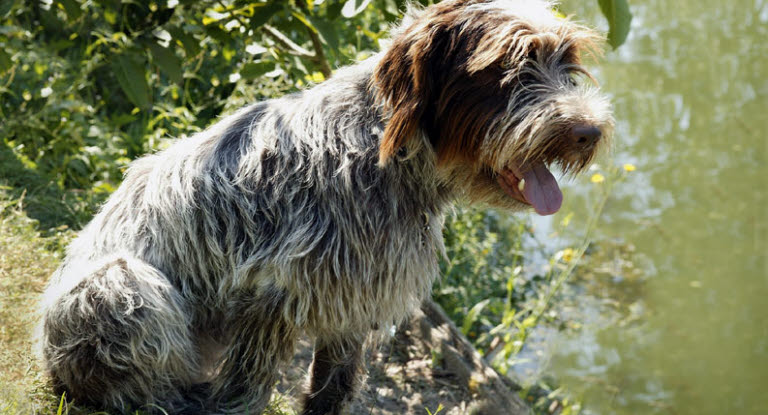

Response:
(590, 173), (605, 183)
(623, 163), (636, 172)
(559, 248), (575, 262)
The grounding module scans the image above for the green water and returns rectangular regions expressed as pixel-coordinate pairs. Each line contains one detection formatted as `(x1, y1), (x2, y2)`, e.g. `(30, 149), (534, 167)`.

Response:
(530, 0), (768, 413)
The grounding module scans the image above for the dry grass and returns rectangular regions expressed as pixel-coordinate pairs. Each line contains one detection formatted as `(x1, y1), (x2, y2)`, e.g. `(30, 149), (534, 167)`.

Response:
(0, 198), (68, 415)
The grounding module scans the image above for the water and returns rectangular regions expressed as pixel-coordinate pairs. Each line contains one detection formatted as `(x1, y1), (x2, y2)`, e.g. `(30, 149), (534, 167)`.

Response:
(523, 0), (768, 413)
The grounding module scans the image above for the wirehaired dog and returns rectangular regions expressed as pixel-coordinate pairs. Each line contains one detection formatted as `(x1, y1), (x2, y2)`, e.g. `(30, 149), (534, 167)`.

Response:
(38, 0), (612, 413)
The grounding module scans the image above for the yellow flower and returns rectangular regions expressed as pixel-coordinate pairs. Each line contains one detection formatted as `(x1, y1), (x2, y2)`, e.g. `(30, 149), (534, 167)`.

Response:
(623, 163), (637, 172)
(308, 72), (325, 83)
(590, 173), (605, 183)
(559, 248), (575, 263)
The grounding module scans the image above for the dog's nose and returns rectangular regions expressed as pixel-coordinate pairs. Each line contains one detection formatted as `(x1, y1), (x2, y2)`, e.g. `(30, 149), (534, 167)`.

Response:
(571, 125), (602, 147)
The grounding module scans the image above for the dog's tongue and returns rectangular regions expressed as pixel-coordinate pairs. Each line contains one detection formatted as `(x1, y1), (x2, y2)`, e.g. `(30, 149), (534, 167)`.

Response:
(518, 163), (563, 216)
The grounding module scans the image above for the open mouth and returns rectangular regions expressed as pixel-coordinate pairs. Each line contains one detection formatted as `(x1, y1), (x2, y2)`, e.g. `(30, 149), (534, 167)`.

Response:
(496, 161), (563, 216)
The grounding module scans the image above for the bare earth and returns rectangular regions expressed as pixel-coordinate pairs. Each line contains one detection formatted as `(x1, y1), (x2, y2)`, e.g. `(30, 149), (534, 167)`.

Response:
(276, 302), (530, 415)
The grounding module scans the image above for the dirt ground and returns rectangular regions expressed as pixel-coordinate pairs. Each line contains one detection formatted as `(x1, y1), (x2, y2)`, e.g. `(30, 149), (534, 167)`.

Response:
(278, 335), (475, 415)
(275, 302), (530, 415)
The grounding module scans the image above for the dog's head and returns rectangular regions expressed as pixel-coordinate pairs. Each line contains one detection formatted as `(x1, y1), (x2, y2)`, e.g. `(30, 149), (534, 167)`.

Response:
(373, 0), (614, 215)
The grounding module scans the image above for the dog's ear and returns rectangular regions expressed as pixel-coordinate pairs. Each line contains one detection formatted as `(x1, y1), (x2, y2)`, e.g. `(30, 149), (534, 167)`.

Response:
(373, 19), (447, 166)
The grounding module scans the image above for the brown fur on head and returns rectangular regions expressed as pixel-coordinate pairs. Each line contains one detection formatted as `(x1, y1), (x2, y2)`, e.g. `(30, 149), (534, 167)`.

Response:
(373, 0), (614, 214)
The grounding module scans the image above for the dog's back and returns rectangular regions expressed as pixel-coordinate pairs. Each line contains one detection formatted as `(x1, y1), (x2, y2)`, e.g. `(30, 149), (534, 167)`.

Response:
(38, 56), (445, 413)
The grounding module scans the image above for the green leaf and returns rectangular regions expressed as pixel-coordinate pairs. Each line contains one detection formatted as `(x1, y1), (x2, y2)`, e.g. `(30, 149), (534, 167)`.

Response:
(0, 48), (11, 74)
(382, 0), (400, 20)
(250, 2), (282, 29)
(167, 26), (200, 56)
(204, 25), (232, 44)
(307, 15), (340, 51)
(147, 42), (183, 85)
(293, 11), (339, 51)
(58, 0), (82, 20)
(112, 53), (152, 110)
(341, 0), (371, 18)
(598, 0), (632, 49)
(56, 392), (66, 415)
(291, 11), (316, 33)
(462, 299), (490, 336)
(326, 1), (344, 20)
(49, 39), (75, 51)
(0, 0), (15, 18)
(239, 61), (273, 80)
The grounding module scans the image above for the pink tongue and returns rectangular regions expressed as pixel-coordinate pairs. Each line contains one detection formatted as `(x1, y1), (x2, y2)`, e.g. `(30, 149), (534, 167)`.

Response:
(520, 163), (563, 216)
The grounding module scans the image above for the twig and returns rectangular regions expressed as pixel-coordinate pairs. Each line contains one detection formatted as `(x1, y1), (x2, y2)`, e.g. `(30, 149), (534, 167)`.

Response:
(216, 0), (248, 30)
(303, 25), (332, 78)
(296, 1), (332, 78)
(260, 24), (314, 58)
(217, 0), (332, 79)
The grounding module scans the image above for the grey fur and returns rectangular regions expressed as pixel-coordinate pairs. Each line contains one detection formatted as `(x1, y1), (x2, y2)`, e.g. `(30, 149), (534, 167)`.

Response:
(36, 1), (612, 414)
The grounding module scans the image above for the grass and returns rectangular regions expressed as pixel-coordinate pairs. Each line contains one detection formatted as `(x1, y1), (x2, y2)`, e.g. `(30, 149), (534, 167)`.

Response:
(0, 196), (67, 414)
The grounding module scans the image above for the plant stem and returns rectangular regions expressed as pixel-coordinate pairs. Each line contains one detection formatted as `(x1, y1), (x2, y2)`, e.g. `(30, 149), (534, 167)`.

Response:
(510, 173), (619, 357)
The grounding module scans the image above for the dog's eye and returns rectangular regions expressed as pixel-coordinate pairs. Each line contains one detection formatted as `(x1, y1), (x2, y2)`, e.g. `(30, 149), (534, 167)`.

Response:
(566, 72), (579, 87)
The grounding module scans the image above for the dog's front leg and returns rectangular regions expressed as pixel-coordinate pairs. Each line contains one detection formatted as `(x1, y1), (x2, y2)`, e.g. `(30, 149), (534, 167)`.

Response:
(208, 290), (299, 414)
(302, 333), (366, 415)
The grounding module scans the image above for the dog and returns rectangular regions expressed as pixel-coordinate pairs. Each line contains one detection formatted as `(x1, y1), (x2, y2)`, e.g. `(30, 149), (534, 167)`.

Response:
(37, 0), (613, 413)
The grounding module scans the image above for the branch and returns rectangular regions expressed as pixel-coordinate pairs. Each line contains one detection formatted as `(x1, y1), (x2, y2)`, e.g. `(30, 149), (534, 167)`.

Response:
(216, 0), (248, 31)
(303, 25), (332, 79)
(260, 24), (314, 59)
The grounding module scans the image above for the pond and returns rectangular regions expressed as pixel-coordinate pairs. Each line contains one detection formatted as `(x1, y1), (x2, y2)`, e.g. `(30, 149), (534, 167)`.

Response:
(520, 0), (768, 413)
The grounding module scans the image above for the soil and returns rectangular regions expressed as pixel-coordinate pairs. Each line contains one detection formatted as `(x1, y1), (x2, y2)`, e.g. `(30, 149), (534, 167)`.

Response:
(276, 301), (530, 415)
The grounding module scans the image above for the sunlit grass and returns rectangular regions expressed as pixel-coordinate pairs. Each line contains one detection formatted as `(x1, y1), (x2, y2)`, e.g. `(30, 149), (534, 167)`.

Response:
(0, 195), (65, 414)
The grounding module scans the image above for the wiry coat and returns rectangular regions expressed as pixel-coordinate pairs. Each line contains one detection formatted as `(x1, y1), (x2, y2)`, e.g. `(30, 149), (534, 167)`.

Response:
(37, 1), (613, 414)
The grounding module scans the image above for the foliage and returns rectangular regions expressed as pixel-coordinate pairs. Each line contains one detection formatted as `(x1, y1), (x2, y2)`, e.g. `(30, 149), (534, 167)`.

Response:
(436, 165), (634, 414)
(597, 0), (632, 49)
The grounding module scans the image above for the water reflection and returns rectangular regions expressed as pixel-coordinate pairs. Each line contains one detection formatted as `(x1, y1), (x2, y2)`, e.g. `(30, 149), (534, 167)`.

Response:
(522, 0), (768, 413)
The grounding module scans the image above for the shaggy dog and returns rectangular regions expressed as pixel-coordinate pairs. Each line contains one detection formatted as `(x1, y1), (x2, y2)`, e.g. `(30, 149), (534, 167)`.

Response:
(37, 0), (613, 413)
